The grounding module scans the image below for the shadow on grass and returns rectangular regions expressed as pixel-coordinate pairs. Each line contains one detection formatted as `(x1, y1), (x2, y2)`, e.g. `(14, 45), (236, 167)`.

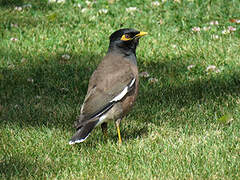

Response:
(0, 154), (68, 179)
(0, 157), (43, 179)
(143, 59), (240, 101)
(1, 49), (240, 178)
(134, 59), (240, 127)
(0, 0), (24, 6)
(0, 50), (100, 130)
(1, 51), (240, 138)
(0, 0), (53, 9)
(121, 127), (148, 140)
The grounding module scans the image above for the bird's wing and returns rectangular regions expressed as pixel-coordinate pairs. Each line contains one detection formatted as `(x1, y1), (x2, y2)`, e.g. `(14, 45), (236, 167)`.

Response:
(77, 54), (137, 126)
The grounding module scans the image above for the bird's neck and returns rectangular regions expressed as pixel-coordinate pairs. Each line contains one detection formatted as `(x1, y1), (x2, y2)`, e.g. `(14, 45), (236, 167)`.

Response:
(107, 45), (137, 66)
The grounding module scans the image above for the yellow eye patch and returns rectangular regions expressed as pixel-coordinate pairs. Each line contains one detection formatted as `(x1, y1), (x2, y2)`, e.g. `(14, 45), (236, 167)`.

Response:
(120, 34), (133, 41)
(120, 32), (148, 41)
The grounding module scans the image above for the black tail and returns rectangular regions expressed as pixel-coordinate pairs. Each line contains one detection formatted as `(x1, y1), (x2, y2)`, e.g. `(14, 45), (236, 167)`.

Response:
(69, 120), (98, 145)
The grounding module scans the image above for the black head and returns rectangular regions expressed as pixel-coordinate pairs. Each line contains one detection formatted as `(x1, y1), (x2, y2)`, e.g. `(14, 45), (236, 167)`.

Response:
(108, 28), (147, 56)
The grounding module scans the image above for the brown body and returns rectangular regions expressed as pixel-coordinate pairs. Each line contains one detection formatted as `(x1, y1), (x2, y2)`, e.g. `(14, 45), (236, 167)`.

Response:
(69, 28), (146, 145)
(79, 52), (138, 126)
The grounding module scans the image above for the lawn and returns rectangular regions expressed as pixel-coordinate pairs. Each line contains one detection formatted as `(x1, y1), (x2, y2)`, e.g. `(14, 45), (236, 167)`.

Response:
(0, 0), (240, 179)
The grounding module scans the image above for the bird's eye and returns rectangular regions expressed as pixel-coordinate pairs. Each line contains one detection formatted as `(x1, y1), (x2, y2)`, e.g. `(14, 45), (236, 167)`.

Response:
(124, 34), (131, 39)
(120, 33), (132, 41)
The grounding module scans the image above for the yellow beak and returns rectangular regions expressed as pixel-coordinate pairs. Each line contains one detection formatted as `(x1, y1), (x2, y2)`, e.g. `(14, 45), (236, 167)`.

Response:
(135, 31), (148, 38)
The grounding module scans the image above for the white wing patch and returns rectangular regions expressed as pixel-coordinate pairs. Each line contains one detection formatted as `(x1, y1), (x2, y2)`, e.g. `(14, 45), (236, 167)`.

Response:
(128, 77), (136, 88)
(96, 114), (108, 127)
(110, 78), (136, 102)
(110, 86), (128, 102)
(96, 77), (135, 127)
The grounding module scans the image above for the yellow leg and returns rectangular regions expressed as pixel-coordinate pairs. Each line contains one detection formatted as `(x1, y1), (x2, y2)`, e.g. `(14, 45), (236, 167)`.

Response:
(115, 119), (122, 145)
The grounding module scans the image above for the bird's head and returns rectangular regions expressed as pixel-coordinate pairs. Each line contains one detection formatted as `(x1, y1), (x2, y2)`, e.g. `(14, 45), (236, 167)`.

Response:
(108, 28), (147, 56)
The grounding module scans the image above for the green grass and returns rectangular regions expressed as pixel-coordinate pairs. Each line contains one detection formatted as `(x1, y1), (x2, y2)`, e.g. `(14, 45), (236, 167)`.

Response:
(0, 0), (240, 179)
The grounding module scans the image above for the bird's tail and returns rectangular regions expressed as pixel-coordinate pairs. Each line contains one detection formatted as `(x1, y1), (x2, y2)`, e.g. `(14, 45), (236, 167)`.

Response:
(69, 119), (98, 145)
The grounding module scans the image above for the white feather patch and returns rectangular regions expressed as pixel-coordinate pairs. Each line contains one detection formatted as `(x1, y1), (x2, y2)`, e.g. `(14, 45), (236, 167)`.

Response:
(110, 78), (135, 102)
(96, 114), (108, 126)
(128, 78), (136, 88)
(110, 86), (128, 102)
(69, 78), (136, 145)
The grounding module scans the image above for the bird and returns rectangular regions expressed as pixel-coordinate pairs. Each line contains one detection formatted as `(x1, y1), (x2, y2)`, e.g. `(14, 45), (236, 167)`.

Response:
(69, 28), (147, 145)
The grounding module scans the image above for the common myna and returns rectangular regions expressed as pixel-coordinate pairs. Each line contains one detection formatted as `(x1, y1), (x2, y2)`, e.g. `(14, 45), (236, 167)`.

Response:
(69, 28), (147, 145)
